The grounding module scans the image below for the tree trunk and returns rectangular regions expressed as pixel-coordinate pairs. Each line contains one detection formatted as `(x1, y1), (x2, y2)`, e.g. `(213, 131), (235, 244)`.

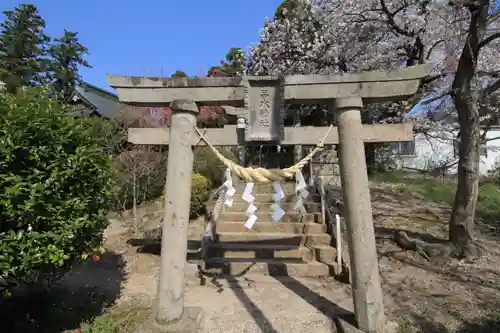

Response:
(449, 107), (481, 258)
(133, 162), (138, 236)
(365, 143), (376, 175)
(449, 0), (489, 258)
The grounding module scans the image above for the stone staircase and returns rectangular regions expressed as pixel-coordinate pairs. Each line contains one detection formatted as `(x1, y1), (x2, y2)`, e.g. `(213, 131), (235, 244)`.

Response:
(204, 182), (337, 277)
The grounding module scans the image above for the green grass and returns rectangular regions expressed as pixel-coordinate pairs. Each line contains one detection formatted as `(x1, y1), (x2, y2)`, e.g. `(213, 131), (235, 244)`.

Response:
(371, 172), (500, 221)
(80, 301), (151, 333)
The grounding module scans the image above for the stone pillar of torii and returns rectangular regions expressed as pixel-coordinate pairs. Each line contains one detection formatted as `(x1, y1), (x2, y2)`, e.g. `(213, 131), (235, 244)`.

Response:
(107, 64), (430, 333)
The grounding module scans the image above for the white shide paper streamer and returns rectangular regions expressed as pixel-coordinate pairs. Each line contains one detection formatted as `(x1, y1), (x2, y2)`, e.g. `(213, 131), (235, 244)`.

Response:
(242, 182), (257, 229)
(271, 182), (285, 222)
(223, 168), (235, 207)
(294, 170), (309, 215)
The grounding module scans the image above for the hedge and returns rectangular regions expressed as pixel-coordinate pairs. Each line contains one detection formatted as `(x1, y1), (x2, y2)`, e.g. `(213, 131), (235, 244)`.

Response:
(0, 88), (114, 291)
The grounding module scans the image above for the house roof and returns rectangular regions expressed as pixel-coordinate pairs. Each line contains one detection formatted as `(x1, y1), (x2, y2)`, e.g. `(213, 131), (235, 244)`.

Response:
(71, 81), (123, 118)
(78, 81), (119, 101)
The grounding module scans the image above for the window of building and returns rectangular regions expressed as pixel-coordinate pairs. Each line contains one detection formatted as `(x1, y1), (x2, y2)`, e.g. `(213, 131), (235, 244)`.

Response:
(390, 140), (416, 156)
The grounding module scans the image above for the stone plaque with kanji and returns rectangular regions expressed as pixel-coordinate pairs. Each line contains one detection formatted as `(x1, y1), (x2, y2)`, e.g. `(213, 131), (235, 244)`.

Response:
(244, 76), (284, 142)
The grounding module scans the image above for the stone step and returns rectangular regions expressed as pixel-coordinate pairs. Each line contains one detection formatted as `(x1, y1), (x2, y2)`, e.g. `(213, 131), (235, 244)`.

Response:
(203, 259), (332, 277)
(219, 202), (321, 213)
(215, 221), (326, 234)
(207, 243), (336, 263)
(312, 245), (338, 263)
(231, 183), (314, 192)
(216, 232), (331, 247)
(227, 193), (320, 203)
(218, 212), (321, 223)
(209, 243), (298, 251)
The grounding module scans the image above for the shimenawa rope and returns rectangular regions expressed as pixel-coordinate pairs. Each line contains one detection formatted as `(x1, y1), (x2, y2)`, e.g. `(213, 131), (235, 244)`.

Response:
(194, 125), (334, 183)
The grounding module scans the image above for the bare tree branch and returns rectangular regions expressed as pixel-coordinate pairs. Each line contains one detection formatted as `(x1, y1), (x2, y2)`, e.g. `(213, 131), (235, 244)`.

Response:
(484, 78), (500, 95)
(478, 32), (500, 49)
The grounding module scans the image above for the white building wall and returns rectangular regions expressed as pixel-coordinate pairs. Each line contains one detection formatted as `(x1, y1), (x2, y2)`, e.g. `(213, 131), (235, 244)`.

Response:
(482, 129), (500, 174)
(399, 128), (500, 176)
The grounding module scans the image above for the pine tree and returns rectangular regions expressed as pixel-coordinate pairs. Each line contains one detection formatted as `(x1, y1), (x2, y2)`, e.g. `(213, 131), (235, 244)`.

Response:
(207, 47), (246, 77)
(49, 29), (91, 101)
(221, 47), (245, 76)
(171, 70), (187, 78)
(0, 4), (50, 93)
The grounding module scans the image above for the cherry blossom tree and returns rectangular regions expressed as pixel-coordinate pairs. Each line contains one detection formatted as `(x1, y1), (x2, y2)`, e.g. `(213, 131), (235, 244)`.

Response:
(248, 0), (500, 258)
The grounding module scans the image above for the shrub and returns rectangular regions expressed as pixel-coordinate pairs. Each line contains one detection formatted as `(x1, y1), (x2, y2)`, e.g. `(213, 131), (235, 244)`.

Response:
(372, 143), (401, 172)
(81, 116), (126, 156)
(193, 146), (237, 187)
(112, 148), (168, 212)
(487, 158), (500, 184)
(0, 88), (114, 290)
(109, 136), (236, 214)
(160, 173), (210, 219)
(190, 173), (210, 218)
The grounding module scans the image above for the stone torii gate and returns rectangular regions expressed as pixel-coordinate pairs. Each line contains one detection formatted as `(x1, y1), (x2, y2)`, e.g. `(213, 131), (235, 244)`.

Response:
(107, 64), (430, 333)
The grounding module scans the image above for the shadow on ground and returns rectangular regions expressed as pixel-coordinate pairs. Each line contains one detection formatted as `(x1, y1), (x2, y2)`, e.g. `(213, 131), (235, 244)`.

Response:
(127, 238), (202, 261)
(272, 275), (357, 332)
(229, 273), (356, 333)
(0, 251), (126, 333)
(226, 276), (281, 333)
(204, 258), (356, 333)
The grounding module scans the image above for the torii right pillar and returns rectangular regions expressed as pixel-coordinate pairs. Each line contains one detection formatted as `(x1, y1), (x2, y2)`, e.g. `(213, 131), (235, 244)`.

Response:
(335, 97), (384, 333)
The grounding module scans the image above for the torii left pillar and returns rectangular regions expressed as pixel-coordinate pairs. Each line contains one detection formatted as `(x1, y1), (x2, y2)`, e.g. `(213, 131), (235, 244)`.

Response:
(139, 99), (203, 333)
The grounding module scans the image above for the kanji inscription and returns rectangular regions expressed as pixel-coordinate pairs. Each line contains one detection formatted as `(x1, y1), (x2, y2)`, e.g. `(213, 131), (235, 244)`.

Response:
(259, 89), (270, 128)
(245, 76), (284, 142)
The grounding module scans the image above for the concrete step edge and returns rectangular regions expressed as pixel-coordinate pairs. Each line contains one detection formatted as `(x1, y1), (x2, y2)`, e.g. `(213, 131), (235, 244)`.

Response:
(206, 201), (320, 205)
(207, 243), (300, 250)
(207, 243), (336, 251)
(215, 232), (331, 246)
(203, 260), (332, 277)
(216, 232), (329, 236)
(217, 232), (302, 237)
(217, 212), (322, 223)
(216, 221), (321, 226)
(209, 245), (337, 262)
(219, 212), (320, 216)
(215, 222), (326, 234)
(206, 257), (305, 263)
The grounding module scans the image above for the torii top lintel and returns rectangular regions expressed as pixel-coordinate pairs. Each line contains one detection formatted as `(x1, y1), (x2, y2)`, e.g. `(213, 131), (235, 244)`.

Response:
(106, 64), (431, 106)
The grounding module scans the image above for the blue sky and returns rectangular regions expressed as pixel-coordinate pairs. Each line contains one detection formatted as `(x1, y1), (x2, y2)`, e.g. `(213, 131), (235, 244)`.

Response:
(1, 0), (283, 91)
